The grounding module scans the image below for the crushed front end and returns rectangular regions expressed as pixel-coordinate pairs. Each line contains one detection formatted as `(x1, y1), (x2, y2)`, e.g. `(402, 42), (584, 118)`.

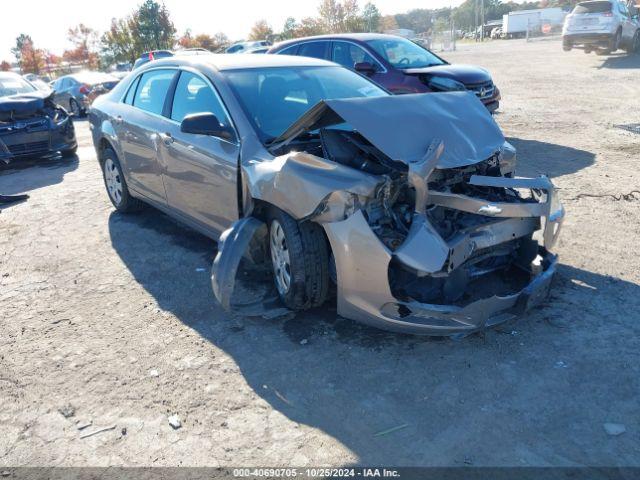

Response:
(0, 92), (76, 164)
(322, 145), (563, 335)
(213, 92), (564, 336)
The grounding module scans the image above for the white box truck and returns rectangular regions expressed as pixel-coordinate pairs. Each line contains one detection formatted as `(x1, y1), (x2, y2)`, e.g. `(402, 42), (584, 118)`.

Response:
(503, 8), (566, 38)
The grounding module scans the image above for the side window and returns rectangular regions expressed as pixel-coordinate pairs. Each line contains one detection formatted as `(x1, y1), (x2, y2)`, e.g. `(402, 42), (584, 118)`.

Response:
(170, 71), (232, 128)
(278, 44), (299, 55)
(332, 42), (379, 70)
(123, 76), (140, 105)
(132, 69), (176, 115)
(297, 41), (329, 60)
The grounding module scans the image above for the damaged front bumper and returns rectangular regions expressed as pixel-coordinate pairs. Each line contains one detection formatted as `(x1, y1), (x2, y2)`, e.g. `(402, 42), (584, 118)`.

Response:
(211, 92), (565, 336)
(321, 173), (563, 335)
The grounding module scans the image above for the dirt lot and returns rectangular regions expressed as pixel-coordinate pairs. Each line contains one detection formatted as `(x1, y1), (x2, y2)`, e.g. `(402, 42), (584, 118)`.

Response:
(1, 38), (640, 467)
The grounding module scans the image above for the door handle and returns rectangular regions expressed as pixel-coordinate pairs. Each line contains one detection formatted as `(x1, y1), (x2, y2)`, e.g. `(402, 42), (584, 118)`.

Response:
(159, 132), (174, 146)
(114, 115), (123, 125)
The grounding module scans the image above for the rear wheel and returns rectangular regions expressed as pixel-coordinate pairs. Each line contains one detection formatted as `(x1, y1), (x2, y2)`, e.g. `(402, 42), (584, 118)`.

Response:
(611, 30), (622, 52)
(267, 207), (329, 310)
(101, 148), (143, 212)
(625, 32), (640, 54)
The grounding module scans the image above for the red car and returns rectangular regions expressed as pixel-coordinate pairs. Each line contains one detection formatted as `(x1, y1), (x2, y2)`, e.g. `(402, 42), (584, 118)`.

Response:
(268, 33), (501, 113)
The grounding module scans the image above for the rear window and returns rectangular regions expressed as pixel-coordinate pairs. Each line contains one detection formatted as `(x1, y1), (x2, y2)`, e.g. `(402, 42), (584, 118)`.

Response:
(573, 1), (612, 14)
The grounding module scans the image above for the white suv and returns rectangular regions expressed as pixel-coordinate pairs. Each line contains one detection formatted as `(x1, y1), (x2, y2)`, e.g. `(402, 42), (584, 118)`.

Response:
(562, 0), (640, 54)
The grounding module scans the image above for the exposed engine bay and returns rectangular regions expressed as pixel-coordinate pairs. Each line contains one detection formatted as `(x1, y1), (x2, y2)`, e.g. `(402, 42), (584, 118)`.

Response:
(212, 92), (564, 336)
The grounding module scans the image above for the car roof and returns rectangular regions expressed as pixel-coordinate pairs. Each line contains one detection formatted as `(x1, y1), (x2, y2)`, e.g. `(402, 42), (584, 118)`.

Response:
(273, 32), (403, 49)
(148, 53), (337, 71)
(0, 72), (21, 79)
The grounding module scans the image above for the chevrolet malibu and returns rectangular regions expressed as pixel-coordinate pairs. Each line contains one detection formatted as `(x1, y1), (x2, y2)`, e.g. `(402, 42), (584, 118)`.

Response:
(89, 54), (563, 336)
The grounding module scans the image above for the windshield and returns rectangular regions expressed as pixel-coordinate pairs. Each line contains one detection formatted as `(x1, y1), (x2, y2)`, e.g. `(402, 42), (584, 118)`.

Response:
(573, 1), (612, 13)
(0, 75), (37, 97)
(367, 38), (446, 69)
(222, 66), (387, 143)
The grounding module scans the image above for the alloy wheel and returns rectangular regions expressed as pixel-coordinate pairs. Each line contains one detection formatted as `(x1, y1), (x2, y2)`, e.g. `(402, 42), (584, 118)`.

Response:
(104, 158), (123, 206)
(70, 99), (80, 116)
(269, 219), (291, 296)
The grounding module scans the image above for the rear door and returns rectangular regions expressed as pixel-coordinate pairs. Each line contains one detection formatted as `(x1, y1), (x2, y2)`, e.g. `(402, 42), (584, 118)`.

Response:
(120, 68), (177, 205)
(296, 41), (331, 60)
(160, 70), (240, 235)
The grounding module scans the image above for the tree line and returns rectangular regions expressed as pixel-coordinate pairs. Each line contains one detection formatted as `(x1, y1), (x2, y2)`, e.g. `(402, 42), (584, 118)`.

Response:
(2, 0), (581, 75)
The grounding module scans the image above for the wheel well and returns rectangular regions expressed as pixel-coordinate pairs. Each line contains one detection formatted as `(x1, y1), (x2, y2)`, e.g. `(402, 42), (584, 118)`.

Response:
(98, 138), (114, 164)
(248, 198), (335, 275)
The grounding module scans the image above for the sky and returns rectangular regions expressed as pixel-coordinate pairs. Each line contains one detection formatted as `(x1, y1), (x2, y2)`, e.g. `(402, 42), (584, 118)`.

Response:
(1, 0), (466, 61)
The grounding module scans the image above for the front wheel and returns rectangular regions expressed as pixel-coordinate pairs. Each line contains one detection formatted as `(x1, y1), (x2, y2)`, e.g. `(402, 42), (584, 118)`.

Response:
(69, 98), (82, 117)
(267, 207), (329, 310)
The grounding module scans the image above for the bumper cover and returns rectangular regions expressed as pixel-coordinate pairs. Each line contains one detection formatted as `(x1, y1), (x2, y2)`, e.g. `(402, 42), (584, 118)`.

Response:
(322, 174), (564, 336)
(0, 115), (76, 163)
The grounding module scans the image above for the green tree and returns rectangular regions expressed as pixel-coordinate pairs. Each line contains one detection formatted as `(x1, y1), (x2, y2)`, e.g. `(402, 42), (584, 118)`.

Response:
(11, 34), (44, 74)
(101, 17), (137, 64)
(281, 17), (298, 40)
(362, 2), (381, 32)
(248, 20), (274, 41)
(130, 0), (176, 52)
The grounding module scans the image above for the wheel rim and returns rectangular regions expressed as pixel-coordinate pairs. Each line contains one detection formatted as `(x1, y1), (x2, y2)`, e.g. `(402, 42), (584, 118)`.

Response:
(70, 100), (79, 116)
(269, 220), (291, 296)
(104, 158), (123, 206)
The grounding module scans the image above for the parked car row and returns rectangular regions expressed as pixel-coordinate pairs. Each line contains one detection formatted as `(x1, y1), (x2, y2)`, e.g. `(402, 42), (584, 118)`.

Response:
(86, 50), (563, 336)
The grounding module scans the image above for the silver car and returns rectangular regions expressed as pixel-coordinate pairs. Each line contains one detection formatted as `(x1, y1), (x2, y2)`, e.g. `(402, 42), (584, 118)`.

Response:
(562, 0), (640, 54)
(89, 54), (564, 336)
(53, 72), (120, 117)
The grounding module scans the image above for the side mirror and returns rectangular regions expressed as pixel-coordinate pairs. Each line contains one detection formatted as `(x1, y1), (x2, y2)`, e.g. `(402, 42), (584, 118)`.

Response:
(354, 62), (376, 75)
(180, 112), (234, 141)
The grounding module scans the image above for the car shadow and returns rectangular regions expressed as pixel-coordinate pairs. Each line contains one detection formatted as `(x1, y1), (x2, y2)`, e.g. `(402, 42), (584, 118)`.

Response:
(596, 52), (640, 69)
(0, 154), (79, 200)
(506, 138), (595, 178)
(108, 208), (640, 465)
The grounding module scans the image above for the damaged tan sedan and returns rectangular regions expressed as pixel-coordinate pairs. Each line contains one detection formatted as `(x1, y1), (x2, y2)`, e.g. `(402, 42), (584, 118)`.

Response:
(89, 54), (564, 336)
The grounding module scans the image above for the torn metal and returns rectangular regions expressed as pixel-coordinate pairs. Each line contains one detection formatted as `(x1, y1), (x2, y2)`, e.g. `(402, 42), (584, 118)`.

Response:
(212, 92), (565, 336)
(0, 90), (76, 163)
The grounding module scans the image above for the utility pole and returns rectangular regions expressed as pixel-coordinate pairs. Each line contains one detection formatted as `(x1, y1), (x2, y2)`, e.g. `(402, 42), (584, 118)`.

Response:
(474, 0), (479, 42)
(480, 0), (485, 42)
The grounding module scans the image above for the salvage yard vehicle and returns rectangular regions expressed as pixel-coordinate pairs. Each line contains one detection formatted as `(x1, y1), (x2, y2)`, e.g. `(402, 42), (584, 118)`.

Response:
(562, 0), (640, 54)
(0, 72), (77, 163)
(268, 33), (501, 113)
(89, 54), (564, 336)
(52, 72), (120, 117)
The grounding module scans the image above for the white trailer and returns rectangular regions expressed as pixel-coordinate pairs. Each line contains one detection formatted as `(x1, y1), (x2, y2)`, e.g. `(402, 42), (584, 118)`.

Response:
(502, 8), (566, 38)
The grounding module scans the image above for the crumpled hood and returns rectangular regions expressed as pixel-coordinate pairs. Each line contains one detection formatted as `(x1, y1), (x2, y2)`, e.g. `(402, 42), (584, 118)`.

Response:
(403, 64), (492, 85)
(0, 90), (53, 115)
(270, 91), (505, 169)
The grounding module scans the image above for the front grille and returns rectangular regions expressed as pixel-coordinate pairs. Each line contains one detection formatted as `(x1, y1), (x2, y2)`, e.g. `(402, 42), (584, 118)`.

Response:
(466, 80), (495, 100)
(8, 141), (49, 155)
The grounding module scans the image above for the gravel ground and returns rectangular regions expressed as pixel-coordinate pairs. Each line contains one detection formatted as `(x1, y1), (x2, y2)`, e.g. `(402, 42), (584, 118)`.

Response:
(1, 37), (639, 467)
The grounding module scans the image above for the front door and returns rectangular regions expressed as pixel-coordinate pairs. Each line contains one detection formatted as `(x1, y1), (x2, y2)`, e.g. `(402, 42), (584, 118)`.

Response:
(160, 70), (240, 236)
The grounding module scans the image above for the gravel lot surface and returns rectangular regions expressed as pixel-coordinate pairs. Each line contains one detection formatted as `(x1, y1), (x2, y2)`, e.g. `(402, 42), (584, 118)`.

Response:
(1, 38), (639, 467)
